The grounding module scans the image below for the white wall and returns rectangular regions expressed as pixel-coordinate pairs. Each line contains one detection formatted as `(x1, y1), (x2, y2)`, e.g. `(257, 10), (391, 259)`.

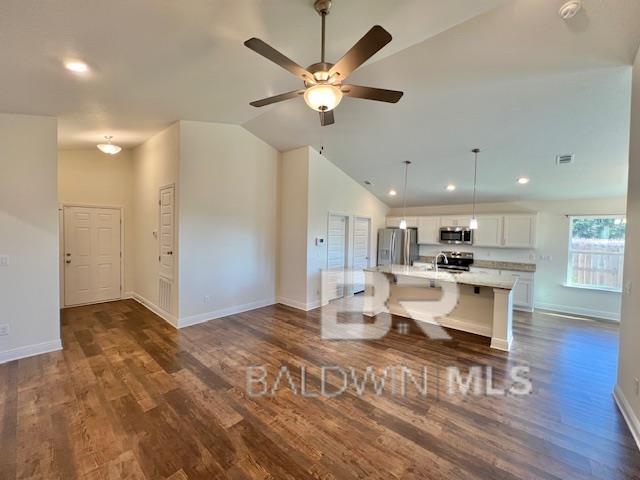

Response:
(306, 147), (389, 307)
(0, 113), (60, 362)
(177, 121), (279, 323)
(389, 197), (626, 320)
(277, 147), (310, 309)
(58, 149), (134, 293)
(616, 48), (640, 445)
(132, 123), (180, 320)
(277, 146), (389, 310)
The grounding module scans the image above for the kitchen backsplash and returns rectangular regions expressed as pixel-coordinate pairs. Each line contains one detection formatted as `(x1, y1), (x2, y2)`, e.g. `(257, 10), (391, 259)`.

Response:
(418, 245), (537, 264)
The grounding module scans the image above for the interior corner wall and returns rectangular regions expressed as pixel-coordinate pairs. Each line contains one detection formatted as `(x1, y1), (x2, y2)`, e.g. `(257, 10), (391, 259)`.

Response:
(58, 149), (135, 294)
(616, 49), (640, 445)
(0, 113), (60, 362)
(277, 147), (311, 310)
(306, 147), (389, 308)
(177, 121), (279, 324)
(132, 122), (180, 321)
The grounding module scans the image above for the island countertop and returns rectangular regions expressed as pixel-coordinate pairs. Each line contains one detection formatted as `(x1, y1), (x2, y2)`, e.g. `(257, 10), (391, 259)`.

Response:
(364, 265), (517, 290)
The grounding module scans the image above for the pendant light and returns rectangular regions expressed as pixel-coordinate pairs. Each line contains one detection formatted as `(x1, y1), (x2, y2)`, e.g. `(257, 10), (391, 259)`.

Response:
(399, 160), (411, 230)
(97, 136), (122, 155)
(469, 148), (480, 230)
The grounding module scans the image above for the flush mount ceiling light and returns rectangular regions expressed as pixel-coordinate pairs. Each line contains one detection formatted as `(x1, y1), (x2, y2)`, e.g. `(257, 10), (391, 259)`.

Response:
(64, 60), (89, 74)
(559, 0), (581, 20)
(517, 177), (530, 185)
(388, 189), (397, 196)
(446, 184), (456, 191)
(97, 136), (122, 155)
(244, 0), (403, 126)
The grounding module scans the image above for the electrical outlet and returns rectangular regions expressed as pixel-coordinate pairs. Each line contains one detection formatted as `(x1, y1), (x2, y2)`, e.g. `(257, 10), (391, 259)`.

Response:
(539, 254), (552, 261)
(204, 295), (211, 304)
(0, 255), (9, 267)
(0, 324), (9, 336)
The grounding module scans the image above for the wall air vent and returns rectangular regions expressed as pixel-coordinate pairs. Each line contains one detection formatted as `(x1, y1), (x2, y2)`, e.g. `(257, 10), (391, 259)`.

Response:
(556, 154), (575, 165)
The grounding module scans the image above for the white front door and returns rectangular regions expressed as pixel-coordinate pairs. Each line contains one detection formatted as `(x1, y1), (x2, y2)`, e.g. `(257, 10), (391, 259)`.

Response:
(64, 206), (121, 306)
(327, 214), (348, 300)
(159, 185), (175, 280)
(352, 217), (371, 293)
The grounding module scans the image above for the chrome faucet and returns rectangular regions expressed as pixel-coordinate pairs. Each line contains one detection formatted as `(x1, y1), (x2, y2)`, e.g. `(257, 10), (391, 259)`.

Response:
(433, 252), (448, 273)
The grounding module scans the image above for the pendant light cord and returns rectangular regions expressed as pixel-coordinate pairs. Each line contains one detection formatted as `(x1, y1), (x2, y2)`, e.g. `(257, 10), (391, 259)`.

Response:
(472, 149), (479, 219)
(402, 161), (410, 220)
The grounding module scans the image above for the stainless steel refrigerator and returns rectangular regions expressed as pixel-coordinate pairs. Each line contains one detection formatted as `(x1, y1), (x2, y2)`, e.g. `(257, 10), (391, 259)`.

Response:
(377, 228), (418, 266)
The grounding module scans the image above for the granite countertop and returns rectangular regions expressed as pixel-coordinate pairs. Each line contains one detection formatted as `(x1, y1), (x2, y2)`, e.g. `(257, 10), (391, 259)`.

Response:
(365, 265), (517, 290)
(418, 256), (536, 273)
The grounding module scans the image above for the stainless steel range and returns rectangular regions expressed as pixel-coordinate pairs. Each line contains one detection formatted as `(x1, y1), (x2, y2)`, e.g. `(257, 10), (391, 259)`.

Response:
(436, 251), (474, 272)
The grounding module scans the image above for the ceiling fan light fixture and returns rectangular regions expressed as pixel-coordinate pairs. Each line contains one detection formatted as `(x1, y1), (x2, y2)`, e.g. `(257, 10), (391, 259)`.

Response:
(303, 84), (343, 112)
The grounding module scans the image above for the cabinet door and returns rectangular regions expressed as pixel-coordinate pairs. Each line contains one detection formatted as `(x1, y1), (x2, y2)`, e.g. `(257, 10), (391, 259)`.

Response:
(473, 216), (503, 247)
(503, 215), (536, 248)
(513, 279), (532, 308)
(440, 216), (470, 227)
(417, 217), (440, 244)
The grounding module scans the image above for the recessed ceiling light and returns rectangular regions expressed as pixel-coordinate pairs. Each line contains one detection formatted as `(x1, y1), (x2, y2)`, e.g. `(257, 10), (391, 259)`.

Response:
(517, 177), (530, 185)
(388, 189), (397, 197)
(64, 60), (89, 74)
(446, 184), (456, 191)
(559, 1), (581, 20)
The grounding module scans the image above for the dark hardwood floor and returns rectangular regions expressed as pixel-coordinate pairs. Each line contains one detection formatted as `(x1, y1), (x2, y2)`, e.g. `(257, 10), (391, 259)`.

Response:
(1, 299), (639, 479)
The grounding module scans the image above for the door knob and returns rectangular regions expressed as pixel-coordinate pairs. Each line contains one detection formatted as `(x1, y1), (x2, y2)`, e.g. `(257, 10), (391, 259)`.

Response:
(66, 260), (71, 264)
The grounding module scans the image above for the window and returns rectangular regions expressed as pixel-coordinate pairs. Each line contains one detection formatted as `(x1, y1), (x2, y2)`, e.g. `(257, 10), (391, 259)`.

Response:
(567, 216), (626, 291)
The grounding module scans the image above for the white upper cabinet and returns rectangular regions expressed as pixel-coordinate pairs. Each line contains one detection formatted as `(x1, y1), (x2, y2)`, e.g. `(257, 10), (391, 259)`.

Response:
(439, 216), (470, 227)
(503, 215), (536, 248)
(417, 216), (440, 244)
(386, 217), (418, 228)
(473, 216), (503, 247)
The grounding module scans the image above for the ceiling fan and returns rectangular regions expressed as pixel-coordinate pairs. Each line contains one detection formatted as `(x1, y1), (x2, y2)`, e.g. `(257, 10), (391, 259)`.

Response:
(244, 0), (404, 126)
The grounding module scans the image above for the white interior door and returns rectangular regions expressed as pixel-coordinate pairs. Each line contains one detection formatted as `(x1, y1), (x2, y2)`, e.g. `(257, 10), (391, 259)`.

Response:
(327, 214), (348, 300)
(159, 185), (175, 281)
(352, 217), (371, 294)
(64, 206), (121, 306)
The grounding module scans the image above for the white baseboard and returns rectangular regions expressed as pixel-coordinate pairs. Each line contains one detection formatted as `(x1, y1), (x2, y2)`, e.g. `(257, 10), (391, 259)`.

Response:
(277, 296), (326, 311)
(0, 339), (62, 365)
(614, 384), (640, 451)
(130, 292), (178, 328)
(534, 302), (620, 322)
(178, 298), (275, 328)
(123, 291), (134, 299)
(490, 337), (512, 352)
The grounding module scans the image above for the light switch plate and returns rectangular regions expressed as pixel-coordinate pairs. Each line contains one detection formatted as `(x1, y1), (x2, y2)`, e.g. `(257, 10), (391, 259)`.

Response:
(0, 255), (8, 266)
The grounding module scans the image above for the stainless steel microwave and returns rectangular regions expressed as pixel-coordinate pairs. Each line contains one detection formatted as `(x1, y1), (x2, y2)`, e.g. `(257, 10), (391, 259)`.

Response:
(439, 226), (473, 245)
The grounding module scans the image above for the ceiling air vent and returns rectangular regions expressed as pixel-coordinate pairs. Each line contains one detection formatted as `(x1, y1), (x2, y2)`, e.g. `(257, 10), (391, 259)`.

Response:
(556, 154), (575, 165)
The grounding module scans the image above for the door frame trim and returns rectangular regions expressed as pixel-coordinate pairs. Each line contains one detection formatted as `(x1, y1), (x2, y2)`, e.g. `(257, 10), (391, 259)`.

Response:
(59, 203), (125, 308)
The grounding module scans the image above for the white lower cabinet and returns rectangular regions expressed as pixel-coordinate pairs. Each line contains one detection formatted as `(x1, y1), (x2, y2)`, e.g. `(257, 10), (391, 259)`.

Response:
(470, 267), (534, 312)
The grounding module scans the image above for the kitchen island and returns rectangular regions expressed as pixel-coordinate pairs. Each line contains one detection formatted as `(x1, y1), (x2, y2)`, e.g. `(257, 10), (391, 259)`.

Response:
(363, 265), (516, 351)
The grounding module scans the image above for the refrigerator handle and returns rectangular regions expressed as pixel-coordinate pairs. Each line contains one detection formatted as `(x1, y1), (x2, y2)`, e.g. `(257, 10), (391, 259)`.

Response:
(390, 229), (396, 265)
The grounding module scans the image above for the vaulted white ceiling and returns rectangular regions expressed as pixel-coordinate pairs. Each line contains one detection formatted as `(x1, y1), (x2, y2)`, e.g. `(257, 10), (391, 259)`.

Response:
(2, 0), (639, 206)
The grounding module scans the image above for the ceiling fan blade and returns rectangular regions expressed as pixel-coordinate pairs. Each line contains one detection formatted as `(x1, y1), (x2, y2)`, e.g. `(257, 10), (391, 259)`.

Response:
(342, 84), (403, 103)
(250, 90), (305, 107)
(244, 38), (313, 81)
(328, 26), (392, 80)
(319, 110), (335, 126)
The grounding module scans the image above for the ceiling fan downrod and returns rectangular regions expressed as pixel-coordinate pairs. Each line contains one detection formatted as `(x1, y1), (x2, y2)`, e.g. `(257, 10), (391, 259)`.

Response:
(314, 0), (332, 63)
